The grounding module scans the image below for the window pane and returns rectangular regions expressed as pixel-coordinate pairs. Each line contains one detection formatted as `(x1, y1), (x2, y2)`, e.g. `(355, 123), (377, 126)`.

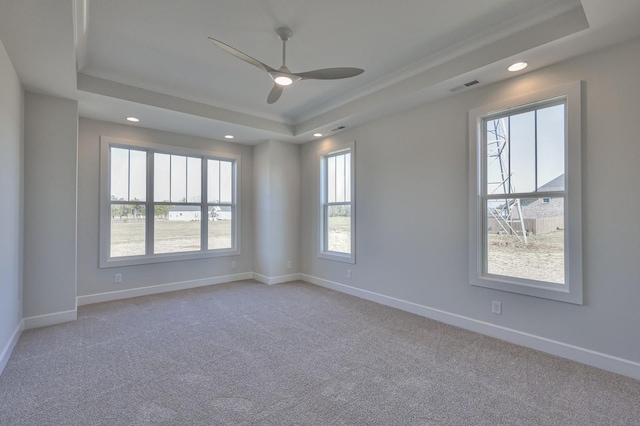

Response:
(327, 156), (336, 203)
(345, 153), (351, 203)
(208, 160), (220, 203)
(170, 155), (187, 203)
(327, 204), (351, 254)
(110, 147), (129, 201)
(510, 111), (536, 193)
(154, 153), (170, 202)
(537, 104), (565, 191)
(336, 154), (346, 202)
(486, 196), (564, 284)
(486, 118), (509, 195)
(129, 150), (146, 201)
(187, 157), (201, 203)
(110, 203), (145, 257)
(208, 205), (232, 249)
(220, 161), (233, 204)
(154, 205), (201, 254)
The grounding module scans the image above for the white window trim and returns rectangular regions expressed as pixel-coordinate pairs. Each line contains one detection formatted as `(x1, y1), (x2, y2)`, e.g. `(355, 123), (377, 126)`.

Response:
(318, 141), (356, 264)
(99, 136), (241, 268)
(468, 81), (582, 304)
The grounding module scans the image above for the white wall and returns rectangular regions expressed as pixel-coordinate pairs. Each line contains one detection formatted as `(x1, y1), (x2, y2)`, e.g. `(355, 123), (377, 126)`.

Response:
(252, 140), (300, 280)
(0, 40), (24, 371)
(300, 37), (640, 365)
(253, 141), (272, 277)
(23, 92), (78, 323)
(269, 141), (300, 277)
(77, 118), (254, 298)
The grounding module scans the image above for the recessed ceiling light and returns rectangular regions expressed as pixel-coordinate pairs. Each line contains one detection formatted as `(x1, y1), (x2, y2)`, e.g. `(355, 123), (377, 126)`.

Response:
(313, 133), (323, 137)
(508, 62), (528, 72)
(224, 135), (234, 139)
(126, 117), (140, 122)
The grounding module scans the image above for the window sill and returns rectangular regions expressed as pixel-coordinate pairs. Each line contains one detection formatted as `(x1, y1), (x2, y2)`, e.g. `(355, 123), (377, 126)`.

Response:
(318, 251), (355, 264)
(471, 274), (582, 304)
(100, 248), (240, 268)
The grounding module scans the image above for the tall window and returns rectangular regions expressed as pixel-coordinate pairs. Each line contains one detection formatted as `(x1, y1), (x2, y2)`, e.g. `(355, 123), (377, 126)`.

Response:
(319, 142), (355, 263)
(100, 137), (240, 267)
(469, 82), (582, 304)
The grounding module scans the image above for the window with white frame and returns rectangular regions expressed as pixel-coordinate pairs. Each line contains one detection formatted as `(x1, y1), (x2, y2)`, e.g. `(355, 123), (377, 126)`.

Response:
(100, 137), (240, 267)
(468, 81), (582, 304)
(319, 142), (355, 263)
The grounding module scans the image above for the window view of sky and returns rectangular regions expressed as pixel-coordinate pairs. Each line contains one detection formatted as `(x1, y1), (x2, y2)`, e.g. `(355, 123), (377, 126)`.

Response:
(327, 152), (351, 203)
(110, 149), (233, 204)
(208, 159), (233, 204)
(154, 153), (202, 203)
(110, 147), (146, 201)
(486, 103), (565, 195)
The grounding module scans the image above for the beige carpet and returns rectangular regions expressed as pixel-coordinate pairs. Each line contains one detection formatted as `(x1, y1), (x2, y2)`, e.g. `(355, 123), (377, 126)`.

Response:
(1, 280), (638, 425)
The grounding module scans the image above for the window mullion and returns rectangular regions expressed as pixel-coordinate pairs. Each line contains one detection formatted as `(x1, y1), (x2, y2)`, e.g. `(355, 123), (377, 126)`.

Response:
(485, 190), (563, 200)
(507, 116), (512, 195)
(185, 156), (189, 203)
(147, 150), (154, 256)
(535, 110), (539, 191)
(169, 155), (173, 203)
(202, 157), (208, 251)
(127, 150), (131, 201)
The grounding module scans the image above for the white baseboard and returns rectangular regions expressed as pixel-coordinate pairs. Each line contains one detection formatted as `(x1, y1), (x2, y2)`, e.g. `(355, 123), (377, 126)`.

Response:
(77, 272), (254, 306)
(252, 272), (302, 285)
(300, 274), (640, 381)
(0, 320), (24, 376)
(23, 310), (77, 330)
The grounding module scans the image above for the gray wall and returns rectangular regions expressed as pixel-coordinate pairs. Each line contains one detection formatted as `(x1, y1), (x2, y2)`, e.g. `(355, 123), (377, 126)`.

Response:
(300, 37), (640, 363)
(23, 92), (77, 318)
(77, 118), (254, 297)
(0, 41), (23, 358)
(253, 140), (301, 278)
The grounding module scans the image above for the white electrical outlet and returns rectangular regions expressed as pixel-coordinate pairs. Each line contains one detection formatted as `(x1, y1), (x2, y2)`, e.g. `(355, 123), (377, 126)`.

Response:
(114, 273), (122, 283)
(346, 270), (352, 279)
(492, 300), (502, 315)
(231, 260), (236, 269)
(287, 260), (292, 269)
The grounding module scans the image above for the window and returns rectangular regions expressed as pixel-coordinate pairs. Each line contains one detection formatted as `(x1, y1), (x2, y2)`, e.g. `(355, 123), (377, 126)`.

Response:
(100, 137), (240, 267)
(319, 142), (355, 263)
(468, 81), (582, 304)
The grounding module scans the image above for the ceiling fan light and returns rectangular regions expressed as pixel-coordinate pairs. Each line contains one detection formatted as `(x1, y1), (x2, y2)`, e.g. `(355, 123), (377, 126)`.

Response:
(274, 76), (293, 86)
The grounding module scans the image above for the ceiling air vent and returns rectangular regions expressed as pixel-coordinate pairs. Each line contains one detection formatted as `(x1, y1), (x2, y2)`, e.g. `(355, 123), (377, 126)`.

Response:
(330, 126), (347, 132)
(450, 80), (480, 92)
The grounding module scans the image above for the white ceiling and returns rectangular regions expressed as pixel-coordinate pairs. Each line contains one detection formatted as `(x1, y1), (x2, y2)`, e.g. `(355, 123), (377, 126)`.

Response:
(1, 0), (640, 144)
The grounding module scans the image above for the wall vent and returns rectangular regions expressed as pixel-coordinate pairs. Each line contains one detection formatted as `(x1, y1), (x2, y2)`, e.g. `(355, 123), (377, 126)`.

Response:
(464, 80), (480, 87)
(330, 125), (346, 132)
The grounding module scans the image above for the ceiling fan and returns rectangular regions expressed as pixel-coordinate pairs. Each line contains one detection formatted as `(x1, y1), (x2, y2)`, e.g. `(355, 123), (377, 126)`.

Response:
(208, 27), (364, 104)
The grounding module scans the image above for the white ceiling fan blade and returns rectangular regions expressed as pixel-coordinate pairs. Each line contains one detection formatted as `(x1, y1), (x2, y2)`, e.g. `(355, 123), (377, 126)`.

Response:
(208, 37), (275, 73)
(267, 84), (284, 104)
(295, 67), (364, 80)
